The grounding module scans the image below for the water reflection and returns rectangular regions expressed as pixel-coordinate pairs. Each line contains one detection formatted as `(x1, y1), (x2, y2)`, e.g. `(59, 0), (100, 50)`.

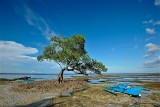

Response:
(87, 74), (160, 84)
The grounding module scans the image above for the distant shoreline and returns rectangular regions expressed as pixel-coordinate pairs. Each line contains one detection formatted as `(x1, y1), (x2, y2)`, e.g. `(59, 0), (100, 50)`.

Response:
(1, 72), (160, 75)
(0, 74), (160, 107)
(0, 73), (73, 75)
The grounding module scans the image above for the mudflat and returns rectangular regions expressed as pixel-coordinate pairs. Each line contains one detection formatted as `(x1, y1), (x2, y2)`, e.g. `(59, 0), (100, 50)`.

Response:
(0, 75), (160, 107)
(0, 80), (88, 107)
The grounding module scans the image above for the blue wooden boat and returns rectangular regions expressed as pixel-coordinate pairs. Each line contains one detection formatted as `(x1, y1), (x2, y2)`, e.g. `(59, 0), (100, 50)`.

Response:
(102, 84), (150, 96)
(102, 87), (116, 95)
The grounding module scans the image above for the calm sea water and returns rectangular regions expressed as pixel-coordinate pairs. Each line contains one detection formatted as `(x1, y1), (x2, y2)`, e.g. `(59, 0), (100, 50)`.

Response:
(0, 73), (160, 83)
(88, 73), (160, 84)
(0, 73), (74, 80)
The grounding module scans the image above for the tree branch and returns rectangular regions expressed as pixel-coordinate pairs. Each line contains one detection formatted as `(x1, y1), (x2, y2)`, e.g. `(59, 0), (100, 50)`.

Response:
(56, 61), (63, 69)
(72, 70), (80, 74)
(67, 67), (81, 74)
(67, 68), (74, 71)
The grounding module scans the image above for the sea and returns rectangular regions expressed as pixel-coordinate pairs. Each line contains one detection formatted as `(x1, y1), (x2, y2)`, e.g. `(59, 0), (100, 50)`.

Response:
(0, 73), (160, 84)
(0, 73), (74, 80)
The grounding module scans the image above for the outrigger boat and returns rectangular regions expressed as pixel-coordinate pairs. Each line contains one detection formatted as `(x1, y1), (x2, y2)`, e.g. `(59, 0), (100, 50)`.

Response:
(102, 84), (150, 97)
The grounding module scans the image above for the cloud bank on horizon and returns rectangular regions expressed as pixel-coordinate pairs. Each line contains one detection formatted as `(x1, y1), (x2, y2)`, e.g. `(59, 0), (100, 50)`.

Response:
(0, 0), (160, 73)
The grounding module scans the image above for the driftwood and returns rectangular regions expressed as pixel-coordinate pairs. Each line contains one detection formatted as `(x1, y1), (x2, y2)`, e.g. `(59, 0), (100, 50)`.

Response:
(0, 76), (31, 81)
(14, 76), (31, 80)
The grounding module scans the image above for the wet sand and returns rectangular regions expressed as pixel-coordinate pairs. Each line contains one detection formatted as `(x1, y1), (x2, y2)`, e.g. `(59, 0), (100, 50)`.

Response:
(52, 82), (160, 107)
(0, 82), (58, 107)
(52, 75), (160, 107)
(0, 80), (88, 107)
(0, 75), (160, 107)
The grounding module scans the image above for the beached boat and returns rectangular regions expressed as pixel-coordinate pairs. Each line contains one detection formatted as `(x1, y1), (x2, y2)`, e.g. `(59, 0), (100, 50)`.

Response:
(102, 84), (150, 96)
(13, 76), (31, 80)
(17, 76), (31, 80)
(13, 76), (34, 82)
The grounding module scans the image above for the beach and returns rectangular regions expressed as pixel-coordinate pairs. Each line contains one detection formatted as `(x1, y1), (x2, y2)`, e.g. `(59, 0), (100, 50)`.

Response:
(0, 79), (88, 107)
(0, 81), (58, 107)
(0, 74), (160, 107)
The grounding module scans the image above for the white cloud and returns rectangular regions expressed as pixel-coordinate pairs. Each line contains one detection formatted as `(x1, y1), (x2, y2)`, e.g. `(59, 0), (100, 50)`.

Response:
(144, 56), (160, 67)
(16, 4), (57, 40)
(153, 21), (160, 25)
(155, 0), (160, 6)
(142, 20), (153, 24)
(143, 20), (160, 26)
(145, 28), (156, 34)
(145, 36), (156, 41)
(144, 43), (160, 57)
(0, 41), (60, 73)
(0, 41), (38, 61)
(16, 55), (37, 60)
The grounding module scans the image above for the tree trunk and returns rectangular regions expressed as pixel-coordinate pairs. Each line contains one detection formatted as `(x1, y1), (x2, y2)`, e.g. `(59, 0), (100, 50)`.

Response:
(57, 68), (65, 84)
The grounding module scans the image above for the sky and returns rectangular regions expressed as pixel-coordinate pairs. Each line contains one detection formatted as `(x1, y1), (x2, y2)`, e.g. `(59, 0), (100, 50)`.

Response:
(0, 0), (160, 74)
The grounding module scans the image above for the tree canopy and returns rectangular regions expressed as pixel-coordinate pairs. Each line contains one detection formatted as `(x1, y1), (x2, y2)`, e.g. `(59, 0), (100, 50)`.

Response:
(37, 35), (107, 83)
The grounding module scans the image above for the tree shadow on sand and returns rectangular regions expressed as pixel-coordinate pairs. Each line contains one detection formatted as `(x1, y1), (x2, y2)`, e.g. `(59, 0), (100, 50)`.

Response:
(12, 98), (55, 107)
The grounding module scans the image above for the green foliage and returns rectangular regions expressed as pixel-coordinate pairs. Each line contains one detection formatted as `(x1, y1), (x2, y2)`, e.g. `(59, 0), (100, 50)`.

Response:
(37, 34), (107, 75)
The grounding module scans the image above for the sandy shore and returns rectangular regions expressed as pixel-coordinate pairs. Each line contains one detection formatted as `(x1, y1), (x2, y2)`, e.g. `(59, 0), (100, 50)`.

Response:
(52, 75), (160, 107)
(52, 83), (160, 107)
(0, 75), (160, 107)
(0, 82), (58, 107)
(0, 79), (88, 107)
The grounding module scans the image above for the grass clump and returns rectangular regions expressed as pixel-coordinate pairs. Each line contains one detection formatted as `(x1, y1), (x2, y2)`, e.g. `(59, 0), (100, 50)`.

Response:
(52, 85), (135, 107)
(140, 82), (160, 91)
(151, 93), (160, 107)
(12, 79), (88, 93)
(72, 75), (108, 81)
(151, 93), (160, 101)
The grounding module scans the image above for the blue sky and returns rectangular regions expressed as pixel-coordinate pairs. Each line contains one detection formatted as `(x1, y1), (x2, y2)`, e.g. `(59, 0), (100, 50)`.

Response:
(0, 0), (160, 74)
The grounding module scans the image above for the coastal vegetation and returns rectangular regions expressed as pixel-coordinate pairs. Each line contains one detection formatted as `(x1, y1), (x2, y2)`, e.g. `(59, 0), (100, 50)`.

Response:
(52, 84), (135, 107)
(1, 75), (160, 107)
(52, 81), (160, 107)
(37, 35), (107, 84)
(12, 79), (88, 93)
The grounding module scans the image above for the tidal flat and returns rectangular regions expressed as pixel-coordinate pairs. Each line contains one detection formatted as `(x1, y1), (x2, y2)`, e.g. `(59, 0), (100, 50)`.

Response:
(0, 74), (160, 107)
(52, 81), (160, 107)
